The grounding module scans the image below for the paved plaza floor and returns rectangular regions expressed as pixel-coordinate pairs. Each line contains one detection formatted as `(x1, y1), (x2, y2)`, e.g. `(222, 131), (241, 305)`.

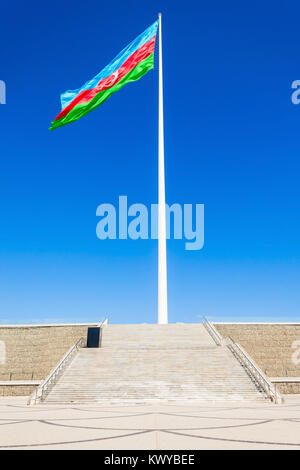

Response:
(0, 396), (300, 450)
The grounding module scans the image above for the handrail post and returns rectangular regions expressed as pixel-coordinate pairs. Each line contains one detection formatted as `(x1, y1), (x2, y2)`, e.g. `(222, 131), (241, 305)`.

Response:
(28, 320), (109, 406)
(27, 336), (85, 405)
(227, 337), (282, 404)
(202, 316), (223, 346)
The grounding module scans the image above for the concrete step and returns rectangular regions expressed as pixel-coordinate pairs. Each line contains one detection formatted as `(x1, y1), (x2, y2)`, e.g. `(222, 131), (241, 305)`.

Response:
(44, 323), (267, 404)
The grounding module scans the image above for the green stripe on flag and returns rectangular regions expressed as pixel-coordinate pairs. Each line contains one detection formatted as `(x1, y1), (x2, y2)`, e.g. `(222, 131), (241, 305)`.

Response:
(50, 53), (154, 130)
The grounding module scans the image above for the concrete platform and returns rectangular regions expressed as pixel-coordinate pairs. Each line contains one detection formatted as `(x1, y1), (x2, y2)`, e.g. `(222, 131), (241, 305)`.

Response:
(0, 397), (300, 449)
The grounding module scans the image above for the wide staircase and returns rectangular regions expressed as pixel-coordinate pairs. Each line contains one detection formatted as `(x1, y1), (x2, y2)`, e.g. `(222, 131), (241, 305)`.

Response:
(44, 324), (267, 404)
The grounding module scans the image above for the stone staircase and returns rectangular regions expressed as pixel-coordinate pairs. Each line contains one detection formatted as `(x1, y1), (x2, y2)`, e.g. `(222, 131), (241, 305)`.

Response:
(44, 324), (267, 404)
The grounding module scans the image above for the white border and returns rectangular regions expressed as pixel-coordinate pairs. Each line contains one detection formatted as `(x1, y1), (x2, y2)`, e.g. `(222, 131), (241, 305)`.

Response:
(213, 322), (300, 325)
(0, 322), (100, 329)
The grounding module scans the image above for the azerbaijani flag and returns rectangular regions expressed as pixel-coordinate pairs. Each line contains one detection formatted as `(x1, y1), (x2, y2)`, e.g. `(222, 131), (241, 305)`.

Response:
(50, 21), (158, 130)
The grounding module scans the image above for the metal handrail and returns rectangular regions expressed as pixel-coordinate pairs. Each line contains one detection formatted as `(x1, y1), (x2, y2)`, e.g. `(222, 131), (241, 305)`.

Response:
(99, 317), (108, 327)
(226, 337), (282, 404)
(202, 316), (223, 346)
(28, 336), (85, 405)
(202, 316), (281, 404)
(28, 318), (109, 405)
(98, 317), (108, 347)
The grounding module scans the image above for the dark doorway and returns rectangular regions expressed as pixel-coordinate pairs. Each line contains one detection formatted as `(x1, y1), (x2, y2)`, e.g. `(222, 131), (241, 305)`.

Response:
(87, 327), (101, 348)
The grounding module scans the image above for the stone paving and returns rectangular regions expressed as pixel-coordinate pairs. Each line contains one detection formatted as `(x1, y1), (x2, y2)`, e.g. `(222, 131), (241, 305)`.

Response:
(0, 396), (300, 450)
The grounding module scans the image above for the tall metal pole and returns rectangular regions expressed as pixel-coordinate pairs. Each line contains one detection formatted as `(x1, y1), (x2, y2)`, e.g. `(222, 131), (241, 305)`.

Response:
(158, 13), (168, 324)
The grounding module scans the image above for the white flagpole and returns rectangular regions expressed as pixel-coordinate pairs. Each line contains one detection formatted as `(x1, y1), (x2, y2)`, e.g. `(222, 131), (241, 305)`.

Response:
(157, 13), (168, 324)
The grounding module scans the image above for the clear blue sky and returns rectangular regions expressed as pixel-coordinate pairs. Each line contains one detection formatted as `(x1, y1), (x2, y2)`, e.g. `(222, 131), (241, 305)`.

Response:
(0, 0), (300, 324)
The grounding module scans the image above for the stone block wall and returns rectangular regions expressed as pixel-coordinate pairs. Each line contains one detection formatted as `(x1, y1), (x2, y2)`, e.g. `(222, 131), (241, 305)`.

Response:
(0, 384), (37, 397)
(275, 382), (300, 394)
(214, 323), (300, 378)
(0, 324), (96, 383)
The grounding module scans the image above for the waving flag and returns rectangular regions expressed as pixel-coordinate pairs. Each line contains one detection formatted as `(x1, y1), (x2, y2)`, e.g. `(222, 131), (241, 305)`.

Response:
(50, 21), (158, 130)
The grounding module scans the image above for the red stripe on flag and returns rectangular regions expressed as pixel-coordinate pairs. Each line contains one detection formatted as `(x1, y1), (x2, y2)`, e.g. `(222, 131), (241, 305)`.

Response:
(55, 36), (156, 121)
